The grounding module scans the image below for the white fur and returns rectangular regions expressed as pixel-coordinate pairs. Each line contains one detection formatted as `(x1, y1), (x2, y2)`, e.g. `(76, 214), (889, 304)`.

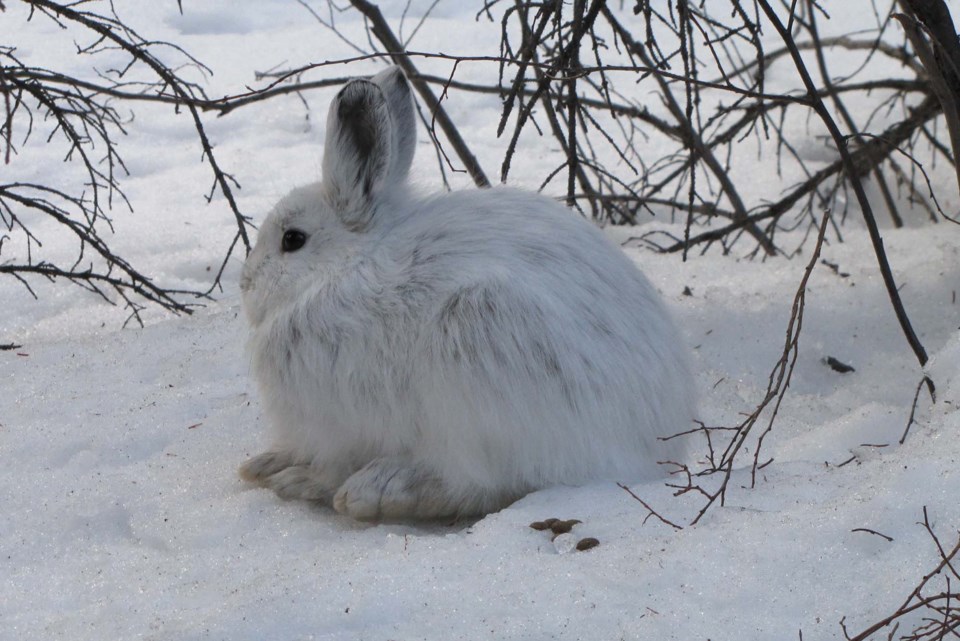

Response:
(239, 66), (696, 521)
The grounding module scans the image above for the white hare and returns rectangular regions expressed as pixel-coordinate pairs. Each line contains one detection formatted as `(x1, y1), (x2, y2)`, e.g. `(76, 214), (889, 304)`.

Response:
(239, 66), (695, 521)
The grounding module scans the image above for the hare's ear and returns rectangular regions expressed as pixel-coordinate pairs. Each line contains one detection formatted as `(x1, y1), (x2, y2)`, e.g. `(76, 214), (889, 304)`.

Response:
(371, 66), (416, 181)
(322, 79), (393, 230)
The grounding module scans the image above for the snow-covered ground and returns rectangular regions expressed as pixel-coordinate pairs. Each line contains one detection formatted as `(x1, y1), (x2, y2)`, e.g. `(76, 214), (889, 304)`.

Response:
(2, 2), (959, 640)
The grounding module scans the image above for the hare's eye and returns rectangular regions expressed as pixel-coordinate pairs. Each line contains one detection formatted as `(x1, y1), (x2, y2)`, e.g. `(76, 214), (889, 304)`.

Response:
(281, 229), (307, 253)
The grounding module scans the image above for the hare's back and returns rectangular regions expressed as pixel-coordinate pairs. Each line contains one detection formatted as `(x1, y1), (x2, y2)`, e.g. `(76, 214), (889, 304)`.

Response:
(407, 187), (662, 312)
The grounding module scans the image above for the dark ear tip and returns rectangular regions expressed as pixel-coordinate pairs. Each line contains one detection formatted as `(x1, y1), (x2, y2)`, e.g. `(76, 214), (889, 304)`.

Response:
(336, 79), (380, 100)
(336, 80), (385, 116)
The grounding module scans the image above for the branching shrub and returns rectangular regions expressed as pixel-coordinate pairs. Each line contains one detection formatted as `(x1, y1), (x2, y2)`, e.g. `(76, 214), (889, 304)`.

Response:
(1, 0), (252, 324)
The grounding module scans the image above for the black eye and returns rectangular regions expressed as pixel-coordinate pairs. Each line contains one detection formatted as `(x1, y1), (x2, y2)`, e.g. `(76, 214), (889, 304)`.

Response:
(281, 229), (307, 253)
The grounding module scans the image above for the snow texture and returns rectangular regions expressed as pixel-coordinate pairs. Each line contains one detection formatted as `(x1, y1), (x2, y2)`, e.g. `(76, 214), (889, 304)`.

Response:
(1, 2), (958, 640)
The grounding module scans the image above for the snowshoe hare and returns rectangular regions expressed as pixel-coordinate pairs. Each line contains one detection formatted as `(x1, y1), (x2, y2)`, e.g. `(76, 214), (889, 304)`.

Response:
(239, 66), (695, 521)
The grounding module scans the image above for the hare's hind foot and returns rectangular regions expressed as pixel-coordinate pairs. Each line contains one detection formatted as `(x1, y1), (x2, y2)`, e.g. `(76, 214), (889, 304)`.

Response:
(333, 457), (447, 521)
(333, 457), (505, 522)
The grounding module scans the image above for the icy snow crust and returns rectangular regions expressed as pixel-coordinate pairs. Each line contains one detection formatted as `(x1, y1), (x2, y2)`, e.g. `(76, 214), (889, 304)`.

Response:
(1, 2), (958, 639)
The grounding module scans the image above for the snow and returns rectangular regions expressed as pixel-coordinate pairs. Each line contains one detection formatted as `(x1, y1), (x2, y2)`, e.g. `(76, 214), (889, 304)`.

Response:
(2, 2), (959, 640)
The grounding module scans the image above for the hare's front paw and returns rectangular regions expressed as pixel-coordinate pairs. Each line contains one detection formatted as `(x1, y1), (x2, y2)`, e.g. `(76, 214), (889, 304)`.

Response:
(239, 450), (296, 483)
(263, 465), (338, 502)
(333, 458), (453, 522)
(240, 452), (341, 503)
